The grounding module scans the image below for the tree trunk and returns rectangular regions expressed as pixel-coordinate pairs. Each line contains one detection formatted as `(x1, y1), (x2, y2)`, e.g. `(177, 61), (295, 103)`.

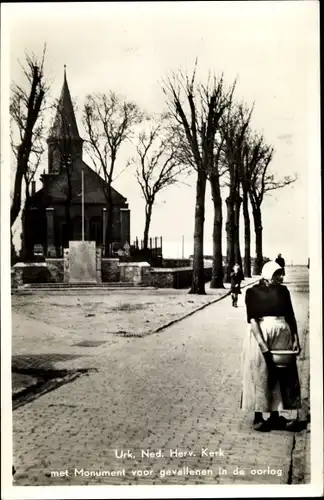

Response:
(10, 159), (25, 228)
(252, 205), (263, 275)
(143, 202), (153, 251)
(64, 173), (73, 245)
(209, 174), (224, 288)
(105, 184), (114, 251)
(21, 185), (33, 261)
(11, 228), (17, 265)
(233, 193), (242, 270)
(64, 201), (71, 242)
(225, 195), (235, 282)
(189, 170), (207, 295)
(104, 156), (117, 255)
(242, 188), (251, 277)
(21, 206), (32, 261)
(10, 67), (45, 228)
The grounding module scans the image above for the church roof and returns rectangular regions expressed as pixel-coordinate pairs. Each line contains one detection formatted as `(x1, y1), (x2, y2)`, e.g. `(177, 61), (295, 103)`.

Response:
(47, 67), (82, 141)
(38, 157), (128, 206)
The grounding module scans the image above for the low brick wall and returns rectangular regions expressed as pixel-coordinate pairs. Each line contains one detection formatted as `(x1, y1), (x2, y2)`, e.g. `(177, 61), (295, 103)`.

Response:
(11, 268), (22, 288)
(162, 258), (191, 268)
(119, 262), (151, 285)
(11, 259), (212, 288)
(46, 259), (64, 283)
(145, 266), (213, 289)
(102, 258), (120, 282)
(24, 264), (49, 283)
(12, 262), (50, 285)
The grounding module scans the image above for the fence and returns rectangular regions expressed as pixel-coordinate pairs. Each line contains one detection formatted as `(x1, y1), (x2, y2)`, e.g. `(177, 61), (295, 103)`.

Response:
(129, 236), (163, 267)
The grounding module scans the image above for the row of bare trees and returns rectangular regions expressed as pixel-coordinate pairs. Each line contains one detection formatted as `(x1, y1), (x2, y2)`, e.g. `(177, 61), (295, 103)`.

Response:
(162, 66), (296, 293)
(10, 50), (296, 294)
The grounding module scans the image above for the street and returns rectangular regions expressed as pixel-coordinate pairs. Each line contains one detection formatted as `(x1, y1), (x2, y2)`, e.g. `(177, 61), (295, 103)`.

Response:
(12, 266), (309, 486)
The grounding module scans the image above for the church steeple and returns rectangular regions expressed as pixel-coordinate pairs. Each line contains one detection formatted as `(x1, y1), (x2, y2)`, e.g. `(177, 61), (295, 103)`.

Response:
(47, 66), (83, 173)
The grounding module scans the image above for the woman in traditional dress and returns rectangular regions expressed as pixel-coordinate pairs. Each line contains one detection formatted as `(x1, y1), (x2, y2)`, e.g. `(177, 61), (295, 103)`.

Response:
(241, 261), (301, 431)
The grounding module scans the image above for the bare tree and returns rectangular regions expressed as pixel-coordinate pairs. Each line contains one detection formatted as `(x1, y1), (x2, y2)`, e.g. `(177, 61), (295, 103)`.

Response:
(11, 120), (45, 202)
(10, 47), (48, 256)
(240, 132), (265, 277)
(133, 117), (186, 250)
(207, 109), (235, 288)
(220, 103), (253, 281)
(248, 144), (274, 275)
(83, 92), (144, 254)
(162, 66), (234, 294)
(11, 100), (45, 260)
(248, 144), (297, 275)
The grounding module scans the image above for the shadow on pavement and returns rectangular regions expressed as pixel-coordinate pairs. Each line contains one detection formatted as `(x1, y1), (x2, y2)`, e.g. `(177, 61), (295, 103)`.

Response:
(293, 420), (308, 432)
(12, 353), (85, 372)
(12, 353), (95, 410)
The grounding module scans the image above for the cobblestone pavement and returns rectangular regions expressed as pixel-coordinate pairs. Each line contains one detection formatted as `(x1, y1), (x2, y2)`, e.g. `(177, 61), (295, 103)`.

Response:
(11, 268), (309, 486)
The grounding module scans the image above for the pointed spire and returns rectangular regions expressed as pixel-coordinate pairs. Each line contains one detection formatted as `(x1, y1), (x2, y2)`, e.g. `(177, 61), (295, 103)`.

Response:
(48, 66), (81, 141)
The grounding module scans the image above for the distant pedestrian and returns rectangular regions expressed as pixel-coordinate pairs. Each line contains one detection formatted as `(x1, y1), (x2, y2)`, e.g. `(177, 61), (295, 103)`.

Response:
(241, 261), (301, 432)
(230, 264), (244, 308)
(275, 253), (286, 276)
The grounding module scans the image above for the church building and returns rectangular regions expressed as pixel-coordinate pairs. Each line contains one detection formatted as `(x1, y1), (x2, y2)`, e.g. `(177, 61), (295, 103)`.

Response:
(23, 69), (131, 258)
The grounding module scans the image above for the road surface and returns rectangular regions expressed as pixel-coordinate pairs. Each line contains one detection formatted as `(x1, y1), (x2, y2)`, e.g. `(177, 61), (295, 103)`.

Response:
(11, 267), (309, 486)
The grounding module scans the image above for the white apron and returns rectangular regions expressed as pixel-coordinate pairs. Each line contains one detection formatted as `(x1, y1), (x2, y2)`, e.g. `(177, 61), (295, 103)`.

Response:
(241, 316), (300, 412)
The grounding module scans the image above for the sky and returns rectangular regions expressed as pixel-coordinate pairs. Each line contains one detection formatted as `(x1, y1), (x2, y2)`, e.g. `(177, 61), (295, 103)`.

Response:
(3, 1), (320, 263)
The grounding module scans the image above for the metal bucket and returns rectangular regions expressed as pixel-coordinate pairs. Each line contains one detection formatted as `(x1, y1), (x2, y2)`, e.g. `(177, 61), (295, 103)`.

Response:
(270, 349), (298, 368)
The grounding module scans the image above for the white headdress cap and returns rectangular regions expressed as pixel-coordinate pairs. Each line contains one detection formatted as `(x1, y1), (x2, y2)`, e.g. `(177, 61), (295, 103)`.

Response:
(261, 261), (283, 281)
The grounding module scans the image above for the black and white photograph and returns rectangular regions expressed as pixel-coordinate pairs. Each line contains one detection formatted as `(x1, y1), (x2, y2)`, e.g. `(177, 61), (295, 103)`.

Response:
(1, 1), (322, 498)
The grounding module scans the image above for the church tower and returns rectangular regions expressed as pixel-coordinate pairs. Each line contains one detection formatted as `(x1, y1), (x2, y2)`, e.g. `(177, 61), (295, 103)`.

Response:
(47, 66), (83, 174)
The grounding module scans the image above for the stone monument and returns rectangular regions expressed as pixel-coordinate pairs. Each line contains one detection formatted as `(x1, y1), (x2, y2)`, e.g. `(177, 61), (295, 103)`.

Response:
(68, 241), (97, 283)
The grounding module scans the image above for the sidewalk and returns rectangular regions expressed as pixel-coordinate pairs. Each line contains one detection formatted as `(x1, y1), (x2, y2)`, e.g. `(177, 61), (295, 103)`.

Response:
(11, 270), (309, 486)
